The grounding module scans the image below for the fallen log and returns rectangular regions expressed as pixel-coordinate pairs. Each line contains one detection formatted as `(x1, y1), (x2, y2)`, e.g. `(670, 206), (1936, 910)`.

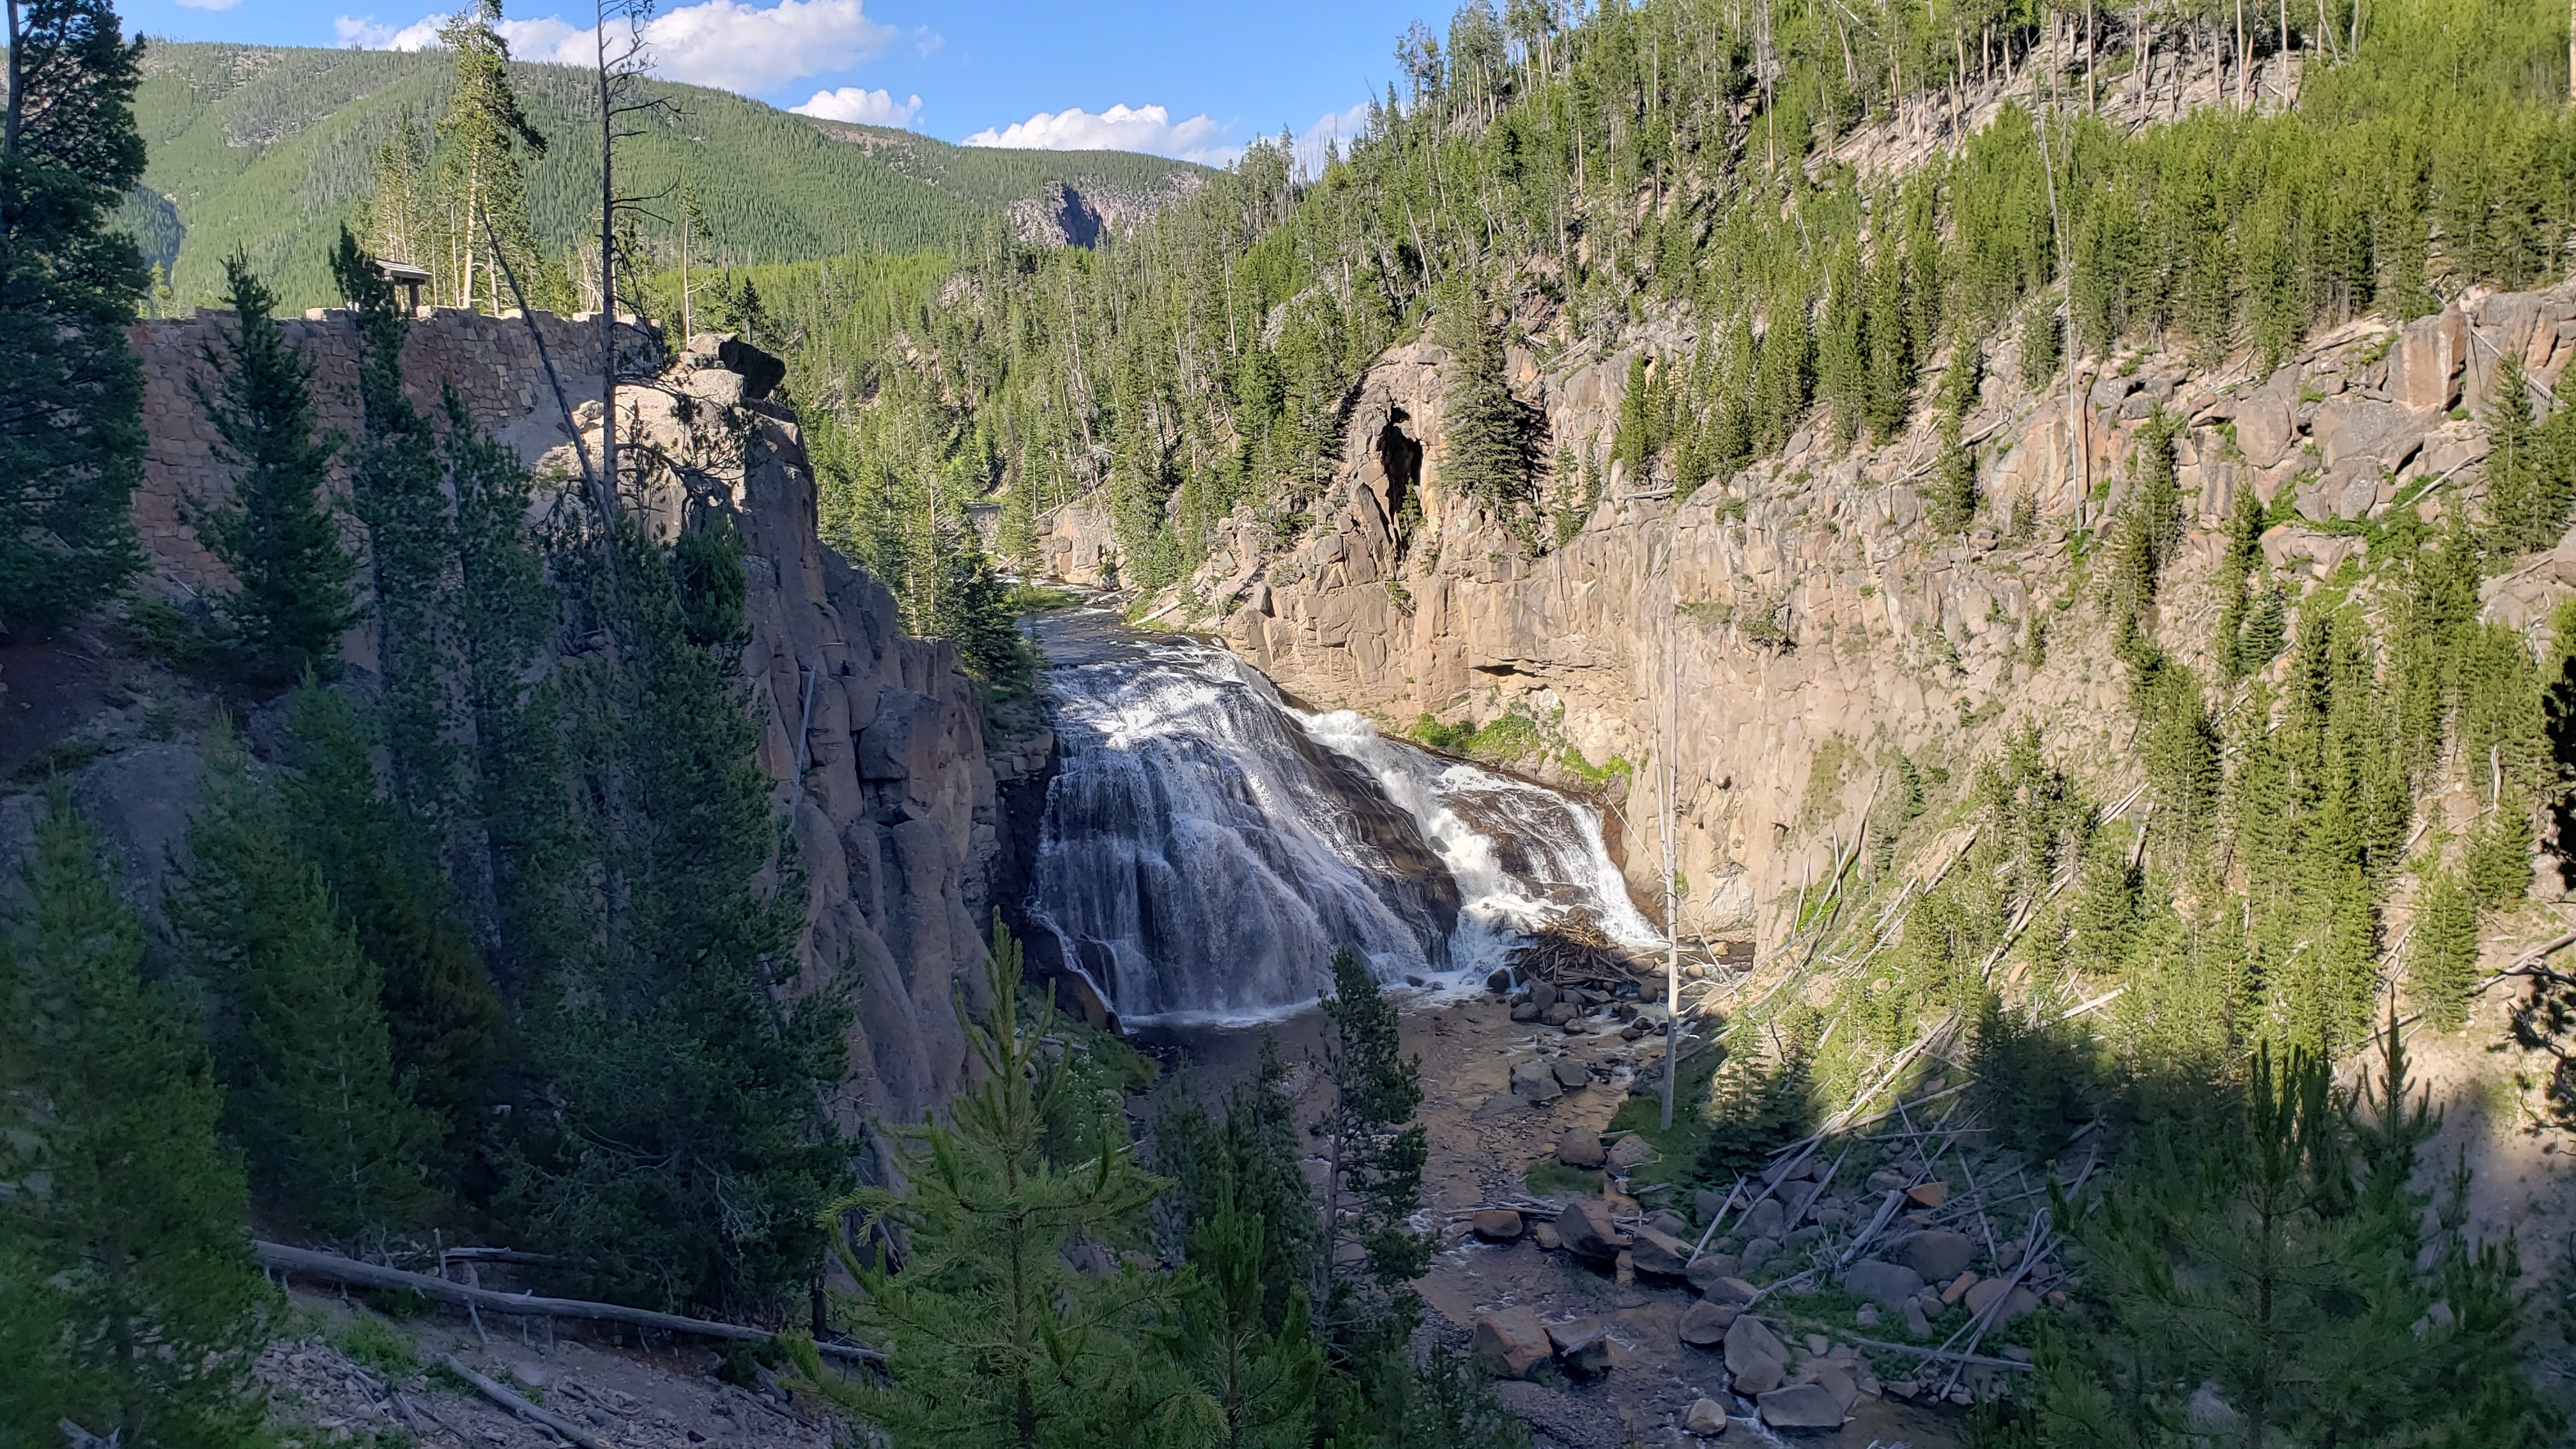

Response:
(1841, 1337), (2034, 1370)
(443, 1355), (606, 1449)
(256, 1241), (880, 1364)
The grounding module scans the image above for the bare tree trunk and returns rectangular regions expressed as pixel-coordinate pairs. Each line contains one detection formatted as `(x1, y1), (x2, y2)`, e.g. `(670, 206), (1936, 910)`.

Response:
(2236, 0), (2251, 111)
(595, 4), (617, 507)
(5, 0), (23, 161)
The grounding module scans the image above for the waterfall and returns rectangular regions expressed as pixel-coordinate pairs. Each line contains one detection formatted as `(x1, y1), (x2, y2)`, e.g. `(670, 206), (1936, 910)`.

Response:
(1026, 603), (1660, 1024)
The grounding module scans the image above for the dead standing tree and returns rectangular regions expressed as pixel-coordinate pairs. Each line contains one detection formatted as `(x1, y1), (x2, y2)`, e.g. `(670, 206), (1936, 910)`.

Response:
(591, 0), (671, 516)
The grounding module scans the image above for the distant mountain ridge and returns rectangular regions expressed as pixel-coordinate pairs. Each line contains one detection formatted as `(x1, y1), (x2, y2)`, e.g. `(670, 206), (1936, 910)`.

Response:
(125, 41), (1211, 309)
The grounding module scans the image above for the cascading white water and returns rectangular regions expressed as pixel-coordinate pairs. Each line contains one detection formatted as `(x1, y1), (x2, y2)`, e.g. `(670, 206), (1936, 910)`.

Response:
(1026, 602), (1660, 1024)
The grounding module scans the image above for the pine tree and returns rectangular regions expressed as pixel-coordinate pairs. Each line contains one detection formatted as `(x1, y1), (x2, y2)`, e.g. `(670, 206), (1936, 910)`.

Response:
(1314, 949), (1431, 1313)
(434, 0), (548, 313)
(1166, 1195), (1322, 1449)
(279, 683), (505, 1137)
(190, 254), (358, 685)
(2410, 868), (2480, 1032)
(804, 919), (1170, 1446)
(1, 0), (147, 627)
(1438, 288), (1537, 522)
(0, 796), (273, 1447)
(166, 739), (440, 1239)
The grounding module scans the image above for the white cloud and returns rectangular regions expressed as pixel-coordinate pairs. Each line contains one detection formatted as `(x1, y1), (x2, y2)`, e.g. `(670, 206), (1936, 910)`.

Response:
(1292, 100), (1372, 178)
(790, 86), (921, 127)
(337, 0), (907, 95)
(964, 103), (1233, 165)
(335, 13), (445, 48)
(176, 0), (241, 12)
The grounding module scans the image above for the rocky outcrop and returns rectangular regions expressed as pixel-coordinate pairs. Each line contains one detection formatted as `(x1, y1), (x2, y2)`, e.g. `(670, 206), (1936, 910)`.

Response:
(20, 309), (1011, 1128)
(1061, 280), (2576, 952)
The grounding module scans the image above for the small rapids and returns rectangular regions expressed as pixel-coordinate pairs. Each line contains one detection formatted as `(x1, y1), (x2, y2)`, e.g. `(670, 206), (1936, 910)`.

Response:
(1023, 603), (1659, 1025)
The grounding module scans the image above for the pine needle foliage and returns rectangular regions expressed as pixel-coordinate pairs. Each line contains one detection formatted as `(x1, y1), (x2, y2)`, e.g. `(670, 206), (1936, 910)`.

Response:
(189, 254), (359, 686)
(166, 736), (441, 1240)
(0, 797), (273, 1448)
(810, 918), (1173, 1447)
(1, 0), (147, 627)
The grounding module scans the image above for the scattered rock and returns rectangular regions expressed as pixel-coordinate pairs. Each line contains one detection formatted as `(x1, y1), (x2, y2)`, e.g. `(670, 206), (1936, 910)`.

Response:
(1905, 1181), (1949, 1209)
(1607, 1133), (1657, 1169)
(1865, 1168), (1908, 1194)
(1843, 1259), (1926, 1309)
(1471, 1209), (1526, 1241)
(1556, 1200), (1629, 1261)
(1551, 1059), (1591, 1088)
(1693, 1188), (1729, 1222)
(1557, 1128), (1607, 1169)
(1629, 1225), (1693, 1278)
(1963, 1278), (2041, 1326)
(1533, 1222), (1563, 1251)
(1471, 1307), (1554, 1379)
(1941, 1271), (1979, 1305)
(1739, 1199), (1786, 1240)
(1853, 1303), (1880, 1328)
(1547, 1318), (1614, 1376)
(1678, 1298), (1740, 1346)
(1738, 1236), (1779, 1270)
(1684, 1397), (1729, 1436)
(1647, 1208), (1692, 1238)
(1758, 1383), (1846, 1429)
(1510, 1061), (1563, 1101)
(1804, 1334), (1830, 1356)
(1722, 1315), (1788, 1394)
(1685, 1255), (1740, 1294)
(1529, 980), (1558, 1009)
(1542, 1002), (1579, 1027)
(1805, 1361), (1860, 1413)
(1510, 1000), (1543, 1023)
(1899, 1229), (1975, 1283)
(1901, 1299), (1931, 1337)
(1492, 1379), (1627, 1449)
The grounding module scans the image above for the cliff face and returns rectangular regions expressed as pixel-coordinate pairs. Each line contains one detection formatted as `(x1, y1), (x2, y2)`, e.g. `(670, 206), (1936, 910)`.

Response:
(101, 308), (1008, 1126)
(1046, 282), (2576, 951)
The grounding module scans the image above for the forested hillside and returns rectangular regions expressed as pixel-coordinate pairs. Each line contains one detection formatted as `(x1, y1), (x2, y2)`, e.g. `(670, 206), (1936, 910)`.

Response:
(120, 41), (1208, 310)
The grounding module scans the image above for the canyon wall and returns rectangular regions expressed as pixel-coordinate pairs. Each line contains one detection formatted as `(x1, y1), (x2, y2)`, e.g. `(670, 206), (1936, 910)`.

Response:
(106, 307), (1009, 1124)
(1048, 282), (2576, 955)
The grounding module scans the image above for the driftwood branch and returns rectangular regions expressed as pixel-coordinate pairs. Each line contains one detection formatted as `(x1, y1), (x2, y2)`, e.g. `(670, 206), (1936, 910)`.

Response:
(443, 1355), (607, 1449)
(256, 1241), (881, 1363)
(1843, 1337), (2034, 1370)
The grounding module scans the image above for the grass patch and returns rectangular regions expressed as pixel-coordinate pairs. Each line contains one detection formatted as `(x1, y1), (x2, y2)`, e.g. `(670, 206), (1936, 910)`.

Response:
(1560, 747), (1632, 785)
(1602, 1046), (1728, 1197)
(1524, 1160), (1604, 1199)
(1409, 708), (1546, 763)
(335, 1313), (419, 1377)
(1007, 583), (1084, 612)
(12, 737), (111, 784)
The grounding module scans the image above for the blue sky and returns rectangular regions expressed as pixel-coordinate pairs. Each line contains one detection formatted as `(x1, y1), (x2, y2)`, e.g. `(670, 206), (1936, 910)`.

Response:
(117, 0), (1422, 167)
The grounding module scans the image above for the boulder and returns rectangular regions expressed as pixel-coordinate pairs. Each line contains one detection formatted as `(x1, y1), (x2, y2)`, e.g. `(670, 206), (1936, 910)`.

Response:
(1899, 1229), (1975, 1283)
(1901, 1298), (1931, 1337)
(1510, 1000), (1543, 1023)
(1471, 1209), (1525, 1242)
(1940, 1271), (1979, 1306)
(1684, 1397), (1729, 1436)
(2236, 388), (2297, 468)
(1509, 1061), (1563, 1101)
(1551, 1059), (1591, 1088)
(1678, 1298), (1740, 1346)
(1607, 1133), (1657, 1169)
(1685, 1256), (1742, 1295)
(1904, 1181), (1949, 1209)
(1557, 1128), (1607, 1169)
(1542, 1002), (1579, 1026)
(1864, 1167), (1909, 1194)
(1739, 1199), (1786, 1240)
(1648, 1208), (1692, 1238)
(1807, 1361), (1860, 1413)
(1964, 1278), (2041, 1326)
(2313, 397), (2425, 473)
(1843, 1259), (1926, 1310)
(1528, 979), (1558, 1009)
(1547, 1318), (1613, 1376)
(1693, 1188), (1730, 1222)
(1629, 1225), (1692, 1278)
(1556, 1200), (1629, 1261)
(1757, 1383), (1846, 1430)
(1471, 1307), (1553, 1379)
(1532, 1222), (1563, 1252)
(1738, 1236), (1779, 1271)
(1723, 1315), (1788, 1394)
(1853, 1303), (1880, 1328)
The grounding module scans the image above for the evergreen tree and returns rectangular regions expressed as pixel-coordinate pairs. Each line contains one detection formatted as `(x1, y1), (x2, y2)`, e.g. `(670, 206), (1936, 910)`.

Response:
(0, 797), (272, 1447)
(434, 0), (548, 313)
(279, 683), (506, 1137)
(804, 919), (1170, 1446)
(1155, 1035), (1324, 1331)
(1, 0), (147, 628)
(190, 254), (358, 685)
(1165, 1194), (1321, 1449)
(1438, 288), (1538, 524)
(2410, 868), (2480, 1032)
(504, 512), (848, 1317)
(1313, 950), (1431, 1312)
(166, 739), (440, 1239)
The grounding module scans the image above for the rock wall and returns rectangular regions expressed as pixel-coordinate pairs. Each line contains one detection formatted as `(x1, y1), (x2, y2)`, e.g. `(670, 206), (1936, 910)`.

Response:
(1073, 282), (2576, 952)
(104, 308), (1009, 1125)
